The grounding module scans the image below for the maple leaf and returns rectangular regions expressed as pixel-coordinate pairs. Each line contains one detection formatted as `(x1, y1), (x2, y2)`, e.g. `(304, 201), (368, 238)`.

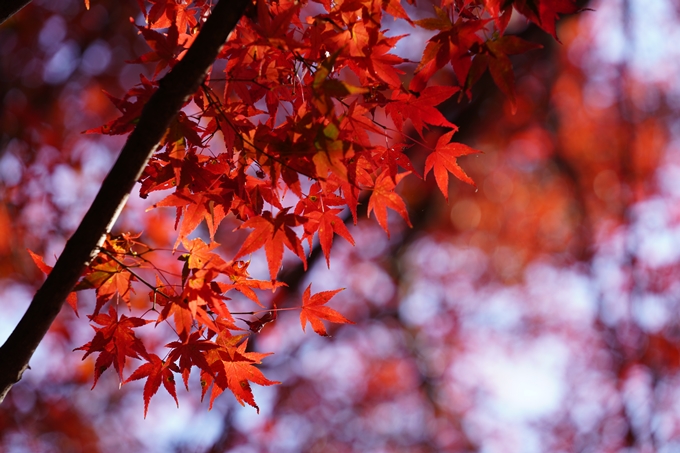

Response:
(130, 23), (186, 77)
(363, 35), (407, 89)
(75, 257), (136, 315)
(484, 0), (514, 34)
(75, 306), (150, 387)
(203, 338), (279, 412)
(424, 130), (479, 200)
(367, 172), (412, 237)
(312, 65), (368, 116)
(300, 284), (353, 337)
(414, 4), (454, 31)
(166, 330), (219, 390)
(385, 86), (459, 138)
(233, 209), (307, 281)
(339, 103), (387, 148)
(304, 208), (355, 268)
(153, 189), (227, 250)
(83, 75), (156, 135)
(180, 238), (228, 271)
(182, 269), (231, 331)
(147, 0), (198, 33)
(8, 0), (583, 419)
(382, 0), (414, 24)
(156, 291), (194, 342)
(411, 10), (485, 90)
(125, 353), (180, 418)
(487, 36), (542, 112)
(513, 0), (578, 41)
(251, 0), (300, 47)
(327, 19), (372, 58)
(294, 181), (347, 216)
(221, 260), (284, 307)
(375, 144), (418, 182)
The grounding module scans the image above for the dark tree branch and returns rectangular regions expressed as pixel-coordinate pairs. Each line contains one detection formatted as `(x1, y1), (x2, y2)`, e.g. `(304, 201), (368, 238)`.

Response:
(0, 0), (30, 25)
(0, 0), (250, 403)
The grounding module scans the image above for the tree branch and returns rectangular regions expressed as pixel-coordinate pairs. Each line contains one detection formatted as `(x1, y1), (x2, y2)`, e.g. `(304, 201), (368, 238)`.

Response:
(0, 0), (250, 403)
(0, 0), (30, 25)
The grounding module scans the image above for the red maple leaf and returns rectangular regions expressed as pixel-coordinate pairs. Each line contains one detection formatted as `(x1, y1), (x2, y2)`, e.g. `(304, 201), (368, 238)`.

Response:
(166, 330), (219, 390)
(147, 0), (198, 33)
(75, 257), (136, 316)
(125, 353), (180, 418)
(221, 260), (283, 307)
(75, 306), (150, 387)
(130, 23), (186, 77)
(304, 208), (355, 268)
(155, 288), (194, 342)
(411, 10), (485, 91)
(202, 338), (279, 412)
(484, 0), (514, 34)
(27, 0), (580, 418)
(154, 189), (227, 250)
(83, 75), (156, 135)
(300, 284), (354, 337)
(424, 130), (479, 200)
(339, 103), (387, 148)
(382, 0), (414, 24)
(385, 85), (459, 137)
(364, 35), (407, 89)
(233, 209), (307, 280)
(513, 0), (578, 41)
(375, 144), (418, 182)
(367, 172), (412, 237)
(183, 269), (231, 330)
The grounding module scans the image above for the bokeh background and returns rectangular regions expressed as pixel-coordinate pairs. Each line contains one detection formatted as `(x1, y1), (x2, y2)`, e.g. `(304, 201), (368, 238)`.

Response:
(3, 0), (680, 451)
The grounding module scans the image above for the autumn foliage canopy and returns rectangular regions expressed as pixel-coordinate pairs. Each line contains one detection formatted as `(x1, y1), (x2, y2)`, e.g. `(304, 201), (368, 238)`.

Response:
(1, 0), (579, 418)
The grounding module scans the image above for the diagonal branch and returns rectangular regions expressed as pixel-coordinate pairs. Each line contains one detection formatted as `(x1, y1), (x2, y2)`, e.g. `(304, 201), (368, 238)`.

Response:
(0, 0), (250, 403)
(0, 0), (31, 25)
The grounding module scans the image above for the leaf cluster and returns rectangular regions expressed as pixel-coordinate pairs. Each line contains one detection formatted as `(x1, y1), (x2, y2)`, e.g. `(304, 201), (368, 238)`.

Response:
(50, 0), (577, 415)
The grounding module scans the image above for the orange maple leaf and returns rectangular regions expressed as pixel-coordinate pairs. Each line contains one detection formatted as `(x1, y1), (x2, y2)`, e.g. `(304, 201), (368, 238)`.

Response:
(233, 209), (307, 280)
(305, 208), (355, 268)
(382, 0), (414, 24)
(203, 338), (279, 412)
(221, 260), (283, 307)
(367, 172), (412, 237)
(155, 288), (194, 342)
(181, 238), (227, 271)
(75, 306), (150, 387)
(75, 258), (136, 315)
(424, 130), (479, 201)
(300, 284), (353, 337)
(154, 190), (227, 250)
(125, 353), (180, 418)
